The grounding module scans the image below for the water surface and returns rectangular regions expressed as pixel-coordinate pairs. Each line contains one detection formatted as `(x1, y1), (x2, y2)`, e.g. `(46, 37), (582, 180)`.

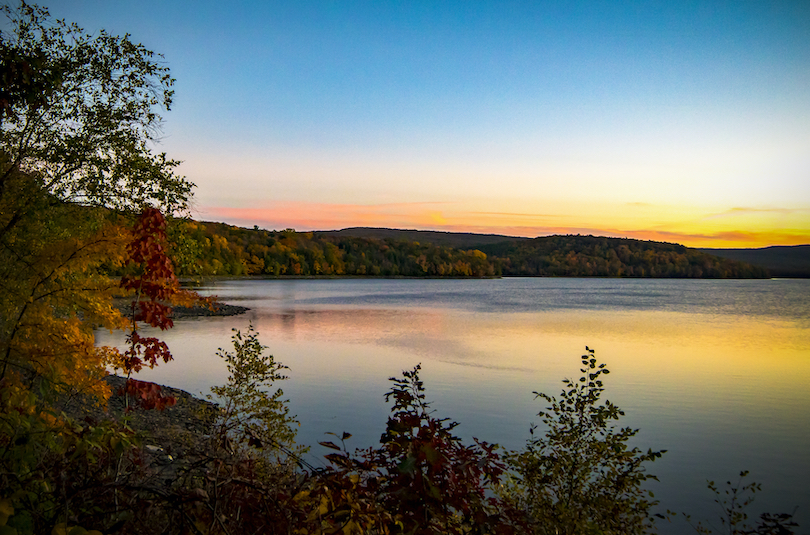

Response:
(96, 278), (810, 532)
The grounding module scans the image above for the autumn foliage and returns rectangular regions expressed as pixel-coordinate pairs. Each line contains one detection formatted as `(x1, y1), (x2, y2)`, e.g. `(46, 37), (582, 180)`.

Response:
(112, 208), (205, 411)
(121, 207), (183, 331)
(159, 220), (767, 280)
(0, 193), (197, 531)
(1, 3), (199, 528)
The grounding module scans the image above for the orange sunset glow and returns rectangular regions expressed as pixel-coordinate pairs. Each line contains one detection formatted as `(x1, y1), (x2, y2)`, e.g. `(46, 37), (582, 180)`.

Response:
(202, 202), (810, 249)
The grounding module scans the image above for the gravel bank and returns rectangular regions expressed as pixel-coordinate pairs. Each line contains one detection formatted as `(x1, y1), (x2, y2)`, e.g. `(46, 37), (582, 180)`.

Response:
(60, 375), (220, 459)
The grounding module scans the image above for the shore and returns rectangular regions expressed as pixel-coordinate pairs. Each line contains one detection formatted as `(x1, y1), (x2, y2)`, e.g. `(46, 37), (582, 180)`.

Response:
(60, 375), (220, 459)
(72, 300), (248, 455)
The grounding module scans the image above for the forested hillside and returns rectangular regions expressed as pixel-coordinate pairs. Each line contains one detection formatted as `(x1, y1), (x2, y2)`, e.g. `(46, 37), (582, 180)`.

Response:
(167, 220), (768, 279)
(170, 220), (495, 277)
(477, 235), (769, 277)
(699, 245), (810, 278)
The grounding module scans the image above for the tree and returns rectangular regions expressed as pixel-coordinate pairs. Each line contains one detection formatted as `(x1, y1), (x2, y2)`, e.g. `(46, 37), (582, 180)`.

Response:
(0, 162), (129, 398)
(1, 1), (193, 228)
(685, 471), (799, 535)
(308, 365), (514, 534)
(0, 4), (195, 531)
(0, 0), (195, 394)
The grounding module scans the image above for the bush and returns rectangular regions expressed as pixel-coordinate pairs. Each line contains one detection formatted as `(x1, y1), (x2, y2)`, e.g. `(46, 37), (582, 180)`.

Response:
(209, 324), (301, 462)
(501, 347), (666, 535)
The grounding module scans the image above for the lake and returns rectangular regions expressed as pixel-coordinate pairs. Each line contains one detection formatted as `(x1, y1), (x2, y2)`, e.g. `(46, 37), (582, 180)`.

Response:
(95, 277), (810, 532)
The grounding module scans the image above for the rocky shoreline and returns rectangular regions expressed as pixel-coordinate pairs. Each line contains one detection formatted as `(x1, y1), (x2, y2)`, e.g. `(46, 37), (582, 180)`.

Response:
(61, 375), (220, 459)
(113, 299), (249, 319)
(68, 301), (248, 456)
(108, 294), (272, 454)
(170, 301), (249, 318)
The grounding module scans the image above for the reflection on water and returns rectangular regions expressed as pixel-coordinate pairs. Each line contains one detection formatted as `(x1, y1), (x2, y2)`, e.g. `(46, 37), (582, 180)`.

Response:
(96, 278), (810, 532)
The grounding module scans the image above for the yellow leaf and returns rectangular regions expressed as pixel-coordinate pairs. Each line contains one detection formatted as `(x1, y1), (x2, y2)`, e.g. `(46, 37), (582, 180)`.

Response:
(0, 499), (12, 517)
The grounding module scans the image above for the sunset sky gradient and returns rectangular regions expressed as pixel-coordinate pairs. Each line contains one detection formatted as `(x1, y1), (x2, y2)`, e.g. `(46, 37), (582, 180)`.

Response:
(38, 0), (810, 247)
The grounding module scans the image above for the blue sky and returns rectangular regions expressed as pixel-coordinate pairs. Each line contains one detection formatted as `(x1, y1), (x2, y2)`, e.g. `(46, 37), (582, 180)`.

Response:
(25, 0), (810, 246)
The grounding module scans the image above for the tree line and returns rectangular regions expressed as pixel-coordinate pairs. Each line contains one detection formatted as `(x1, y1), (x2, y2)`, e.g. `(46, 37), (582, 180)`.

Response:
(478, 234), (770, 278)
(168, 220), (496, 278)
(166, 220), (769, 279)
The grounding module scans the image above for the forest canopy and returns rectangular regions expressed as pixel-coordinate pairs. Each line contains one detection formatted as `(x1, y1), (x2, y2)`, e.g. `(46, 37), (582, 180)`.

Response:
(477, 234), (770, 278)
(0, 2), (192, 214)
(165, 220), (769, 279)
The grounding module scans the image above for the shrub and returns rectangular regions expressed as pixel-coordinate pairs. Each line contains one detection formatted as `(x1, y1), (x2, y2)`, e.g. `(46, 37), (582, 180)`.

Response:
(502, 347), (666, 535)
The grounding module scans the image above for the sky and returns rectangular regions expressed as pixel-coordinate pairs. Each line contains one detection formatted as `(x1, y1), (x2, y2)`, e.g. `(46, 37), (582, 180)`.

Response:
(25, 1), (810, 247)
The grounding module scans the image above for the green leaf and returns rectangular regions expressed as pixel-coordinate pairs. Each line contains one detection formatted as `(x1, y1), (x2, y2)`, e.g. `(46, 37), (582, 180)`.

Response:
(397, 455), (418, 474)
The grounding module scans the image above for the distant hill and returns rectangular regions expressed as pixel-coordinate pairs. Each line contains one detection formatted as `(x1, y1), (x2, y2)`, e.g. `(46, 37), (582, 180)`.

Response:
(698, 245), (810, 278)
(170, 221), (496, 277)
(476, 234), (768, 278)
(315, 227), (528, 249)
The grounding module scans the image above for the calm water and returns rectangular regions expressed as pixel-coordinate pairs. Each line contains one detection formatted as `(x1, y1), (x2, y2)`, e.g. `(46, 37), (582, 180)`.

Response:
(96, 278), (810, 532)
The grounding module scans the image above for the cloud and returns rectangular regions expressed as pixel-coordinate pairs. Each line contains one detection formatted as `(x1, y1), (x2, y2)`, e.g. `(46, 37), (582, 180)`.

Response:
(702, 207), (804, 220)
(609, 229), (810, 248)
(468, 211), (563, 219)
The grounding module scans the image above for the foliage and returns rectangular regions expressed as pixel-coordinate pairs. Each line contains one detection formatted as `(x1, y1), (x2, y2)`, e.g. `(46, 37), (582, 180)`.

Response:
(1, 4), (196, 533)
(158, 220), (767, 280)
(163, 220), (495, 278)
(0, 1), (193, 215)
(0, 372), (145, 534)
(685, 471), (798, 535)
(502, 347), (666, 535)
(317, 365), (514, 534)
(0, 163), (128, 400)
(285, 364), (516, 535)
(0, 0), (198, 399)
(111, 207), (204, 411)
(478, 235), (769, 278)
(0, 202), (193, 533)
(209, 324), (301, 460)
(370, 365), (511, 533)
